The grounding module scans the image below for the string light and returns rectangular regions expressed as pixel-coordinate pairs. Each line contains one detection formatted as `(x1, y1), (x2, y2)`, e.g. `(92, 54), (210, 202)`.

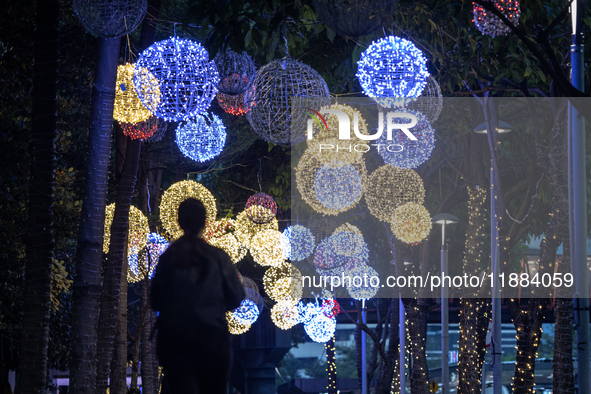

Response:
(214, 48), (256, 95)
(103, 204), (150, 255)
(134, 37), (219, 122)
(296, 147), (367, 215)
(326, 335), (337, 392)
(72, 0), (147, 38)
(271, 300), (300, 330)
(175, 113), (226, 163)
(113, 63), (156, 124)
(127, 233), (169, 283)
(120, 116), (162, 140)
(377, 109), (435, 169)
(390, 202), (432, 245)
(263, 261), (303, 301)
(364, 164), (425, 222)
(244, 58), (330, 145)
(142, 119), (168, 143)
(226, 311), (251, 335)
(204, 220), (247, 264)
(234, 210), (278, 249)
(304, 313), (337, 343)
(245, 193), (278, 224)
(280, 225), (315, 261)
(159, 180), (217, 240)
(217, 92), (248, 116)
(232, 299), (260, 325)
(346, 264), (380, 300)
(472, 0), (520, 37)
(356, 36), (429, 109)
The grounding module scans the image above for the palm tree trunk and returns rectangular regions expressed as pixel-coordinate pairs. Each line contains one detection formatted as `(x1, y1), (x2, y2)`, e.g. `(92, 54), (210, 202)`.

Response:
(553, 244), (574, 394)
(69, 36), (120, 394)
(140, 278), (155, 394)
(18, 1), (58, 393)
(110, 248), (129, 394)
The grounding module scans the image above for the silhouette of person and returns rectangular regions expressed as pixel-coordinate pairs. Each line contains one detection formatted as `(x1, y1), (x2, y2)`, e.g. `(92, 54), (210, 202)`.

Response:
(151, 198), (244, 394)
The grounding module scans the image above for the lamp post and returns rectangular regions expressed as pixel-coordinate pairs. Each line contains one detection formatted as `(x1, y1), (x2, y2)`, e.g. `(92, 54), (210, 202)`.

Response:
(432, 213), (459, 394)
(474, 119), (512, 394)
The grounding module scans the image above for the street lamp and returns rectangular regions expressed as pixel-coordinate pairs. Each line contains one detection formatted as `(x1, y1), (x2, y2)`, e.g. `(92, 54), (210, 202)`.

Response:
(432, 213), (459, 394)
(473, 120), (513, 134)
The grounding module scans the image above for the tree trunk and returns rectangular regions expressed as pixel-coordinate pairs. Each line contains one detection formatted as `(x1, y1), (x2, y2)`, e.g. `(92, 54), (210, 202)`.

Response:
(374, 298), (399, 394)
(110, 243), (129, 394)
(70, 36), (120, 394)
(95, 137), (142, 394)
(404, 299), (429, 394)
(140, 278), (154, 394)
(326, 335), (337, 394)
(18, 1), (58, 393)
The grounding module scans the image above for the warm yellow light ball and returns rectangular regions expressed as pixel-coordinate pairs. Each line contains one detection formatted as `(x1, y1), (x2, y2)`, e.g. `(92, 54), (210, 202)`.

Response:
(226, 311), (251, 335)
(113, 63), (159, 124)
(263, 261), (303, 301)
(103, 204), (150, 255)
(234, 210), (278, 249)
(250, 229), (285, 267)
(390, 202), (432, 245)
(271, 300), (300, 330)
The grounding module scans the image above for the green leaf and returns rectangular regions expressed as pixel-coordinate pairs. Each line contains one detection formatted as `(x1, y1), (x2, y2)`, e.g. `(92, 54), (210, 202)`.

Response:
(524, 67), (533, 77)
(326, 27), (336, 43)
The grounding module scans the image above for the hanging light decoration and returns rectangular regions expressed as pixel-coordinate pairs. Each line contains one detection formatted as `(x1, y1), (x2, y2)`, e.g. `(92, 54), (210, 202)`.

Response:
(142, 119), (168, 143)
(307, 103), (369, 165)
(332, 223), (363, 238)
(204, 220), (247, 264)
(280, 225), (315, 262)
(234, 210), (278, 249)
(175, 113), (226, 163)
(159, 180), (217, 240)
(250, 229), (285, 267)
(346, 264), (380, 300)
(329, 231), (369, 260)
(244, 58), (330, 145)
(103, 204), (150, 255)
(313, 237), (364, 274)
(128, 233), (170, 283)
(271, 300), (300, 330)
(356, 36), (429, 109)
(297, 300), (322, 325)
(120, 116), (162, 140)
(263, 261), (303, 301)
(113, 63), (157, 124)
(72, 0), (147, 38)
(134, 37), (219, 122)
(226, 311), (251, 335)
(232, 299), (260, 325)
(305, 313), (337, 343)
(390, 202), (432, 245)
(472, 0), (520, 37)
(364, 164), (425, 222)
(377, 109), (435, 169)
(214, 48), (256, 95)
(217, 92), (248, 116)
(404, 76), (443, 123)
(245, 193), (277, 224)
(296, 147), (367, 215)
(321, 298), (341, 319)
(309, 216), (340, 244)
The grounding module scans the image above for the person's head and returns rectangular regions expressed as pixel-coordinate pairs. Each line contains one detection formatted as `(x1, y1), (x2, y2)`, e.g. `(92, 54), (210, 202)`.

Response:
(178, 198), (206, 235)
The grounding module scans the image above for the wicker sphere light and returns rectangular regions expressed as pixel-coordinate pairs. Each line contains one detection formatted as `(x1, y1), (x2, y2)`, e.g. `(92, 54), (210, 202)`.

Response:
(244, 58), (330, 145)
(120, 116), (162, 140)
(127, 233), (169, 283)
(214, 49), (256, 95)
(73, 0), (147, 38)
(103, 204), (150, 255)
(346, 264), (380, 300)
(305, 313), (337, 343)
(296, 148), (367, 215)
(377, 109), (435, 169)
(250, 229), (285, 267)
(245, 193), (277, 224)
(280, 225), (315, 261)
(308, 216), (340, 244)
(390, 202), (432, 245)
(234, 210), (278, 249)
(263, 261), (303, 301)
(473, 0), (520, 37)
(134, 37), (219, 122)
(405, 76), (443, 123)
(175, 113), (226, 163)
(307, 103), (369, 165)
(205, 220), (247, 264)
(364, 164), (425, 222)
(226, 311), (251, 335)
(142, 119), (168, 143)
(271, 300), (300, 330)
(159, 180), (217, 240)
(217, 92), (248, 116)
(357, 36), (429, 109)
(113, 63), (156, 124)
(312, 0), (398, 38)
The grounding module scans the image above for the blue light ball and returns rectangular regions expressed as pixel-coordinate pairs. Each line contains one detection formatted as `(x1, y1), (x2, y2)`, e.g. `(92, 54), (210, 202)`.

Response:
(304, 313), (336, 343)
(232, 299), (260, 325)
(346, 264), (380, 300)
(176, 113), (226, 163)
(313, 163), (363, 212)
(281, 225), (315, 262)
(356, 36), (429, 108)
(134, 37), (219, 122)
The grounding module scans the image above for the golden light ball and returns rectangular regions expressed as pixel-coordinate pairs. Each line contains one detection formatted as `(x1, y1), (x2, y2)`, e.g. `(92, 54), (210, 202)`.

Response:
(250, 229), (285, 267)
(234, 210), (278, 249)
(390, 202), (432, 245)
(103, 204), (150, 255)
(263, 261), (303, 301)
(113, 63), (159, 124)
(271, 300), (300, 330)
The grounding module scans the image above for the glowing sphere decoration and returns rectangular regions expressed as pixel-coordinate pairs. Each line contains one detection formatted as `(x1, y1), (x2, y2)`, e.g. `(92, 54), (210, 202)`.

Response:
(120, 116), (162, 140)
(473, 0), (520, 37)
(234, 210), (278, 249)
(390, 202), (432, 245)
(305, 313), (337, 343)
(250, 229), (285, 267)
(143, 119), (168, 143)
(329, 231), (368, 260)
(232, 299), (260, 325)
(313, 237), (365, 273)
(263, 261), (303, 301)
(356, 36), (429, 109)
(280, 225), (315, 261)
(296, 147), (367, 215)
(364, 165), (425, 222)
(103, 204), (150, 255)
(271, 300), (300, 330)
(113, 63), (156, 124)
(332, 223), (363, 238)
(297, 301), (322, 325)
(159, 180), (217, 240)
(226, 311), (251, 335)
(134, 37), (219, 122)
(73, 0), (147, 38)
(205, 220), (247, 264)
(175, 113), (226, 163)
(244, 58), (330, 145)
(405, 76), (443, 123)
(346, 264), (380, 300)
(217, 92), (248, 116)
(377, 109), (435, 168)
(245, 193), (277, 224)
(128, 232), (169, 283)
(321, 298), (341, 319)
(214, 48), (256, 95)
